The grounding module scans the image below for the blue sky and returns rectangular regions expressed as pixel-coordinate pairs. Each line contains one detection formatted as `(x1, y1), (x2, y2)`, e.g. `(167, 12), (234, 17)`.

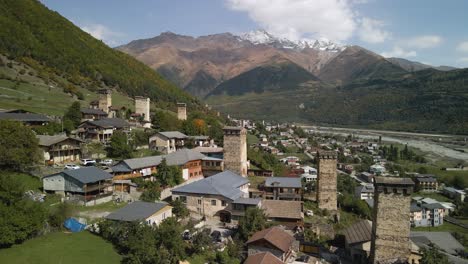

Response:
(41, 0), (468, 67)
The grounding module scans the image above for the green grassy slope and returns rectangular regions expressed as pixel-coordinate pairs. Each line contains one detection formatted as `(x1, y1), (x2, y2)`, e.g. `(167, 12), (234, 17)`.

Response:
(0, 0), (198, 109)
(208, 61), (321, 97)
(207, 67), (468, 134)
(0, 232), (121, 264)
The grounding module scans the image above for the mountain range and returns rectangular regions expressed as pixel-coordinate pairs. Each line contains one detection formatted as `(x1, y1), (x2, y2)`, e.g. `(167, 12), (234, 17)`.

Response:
(118, 31), (468, 134)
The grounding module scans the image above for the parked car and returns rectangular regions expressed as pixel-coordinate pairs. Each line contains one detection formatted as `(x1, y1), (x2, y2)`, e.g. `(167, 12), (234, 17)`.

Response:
(64, 164), (80, 170)
(182, 230), (192, 240)
(296, 255), (310, 263)
(100, 159), (113, 166)
(81, 159), (96, 166)
(210, 230), (222, 242)
(305, 209), (313, 216)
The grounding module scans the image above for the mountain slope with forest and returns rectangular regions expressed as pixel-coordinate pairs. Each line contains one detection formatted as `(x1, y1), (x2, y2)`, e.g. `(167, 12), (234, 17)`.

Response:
(0, 0), (198, 111)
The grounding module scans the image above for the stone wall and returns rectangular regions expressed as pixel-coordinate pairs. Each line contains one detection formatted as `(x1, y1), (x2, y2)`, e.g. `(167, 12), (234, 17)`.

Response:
(370, 191), (412, 263)
(135, 96), (150, 122)
(177, 103), (187, 120)
(223, 128), (247, 176)
(316, 152), (337, 211)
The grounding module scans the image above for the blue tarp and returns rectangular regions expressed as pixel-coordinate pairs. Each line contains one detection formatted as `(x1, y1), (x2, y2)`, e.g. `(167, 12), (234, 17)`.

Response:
(63, 218), (86, 232)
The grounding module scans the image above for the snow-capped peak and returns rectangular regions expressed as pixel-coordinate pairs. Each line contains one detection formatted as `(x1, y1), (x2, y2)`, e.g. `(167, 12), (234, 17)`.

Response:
(236, 30), (345, 52)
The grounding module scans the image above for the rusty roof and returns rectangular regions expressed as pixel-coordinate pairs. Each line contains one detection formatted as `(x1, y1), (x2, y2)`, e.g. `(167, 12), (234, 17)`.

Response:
(247, 227), (294, 253)
(261, 200), (303, 220)
(244, 252), (285, 264)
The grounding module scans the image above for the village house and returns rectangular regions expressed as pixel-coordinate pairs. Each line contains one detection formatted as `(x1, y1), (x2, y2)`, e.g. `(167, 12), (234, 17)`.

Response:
(300, 165), (317, 183)
(77, 118), (130, 143)
(0, 109), (51, 126)
(228, 197), (262, 223)
(189, 135), (213, 147)
(279, 156), (300, 166)
(80, 108), (107, 121)
(442, 186), (466, 202)
(105, 201), (172, 226)
(193, 146), (223, 159)
(261, 200), (304, 227)
(369, 164), (385, 175)
(260, 177), (302, 201)
(355, 184), (374, 200)
(414, 175), (439, 192)
(42, 167), (113, 206)
(410, 202), (444, 227)
(342, 220), (423, 264)
(111, 148), (205, 183)
(36, 134), (82, 165)
(148, 131), (187, 154)
(246, 226), (296, 263)
(171, 170), (249, 221)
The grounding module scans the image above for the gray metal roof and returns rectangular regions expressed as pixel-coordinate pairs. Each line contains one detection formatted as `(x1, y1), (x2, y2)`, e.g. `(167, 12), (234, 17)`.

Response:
(45, 167), (112, 184)
(0, 113), (51, 122)
(86, 118), (130, 128)
(80, 108), (108, 115)
(355, 185), (374, 194)
(342, 220), (372, 245)
(422, 203), (445, 210)
(37, 135), (82, 146)
(233, 197), (261, 205)
(410, 232), (465, 255)
(264, 177), (302, 188)
(111, 149), (206, 172)
(157, 131), (187, 139)
(172, 170), (248, 200)
(165, 148), (206, 165)
(106, 201), (170, 222)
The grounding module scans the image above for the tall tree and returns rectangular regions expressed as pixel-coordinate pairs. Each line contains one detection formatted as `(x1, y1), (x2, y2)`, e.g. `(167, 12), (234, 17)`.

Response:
(0, 173), (47, 248)
(237, 207), (267, 241)
(63, 101), (81, 128)
(0, 120), (41, 171)
(108, 131), (132, 158)
(420, 244), (450, 264)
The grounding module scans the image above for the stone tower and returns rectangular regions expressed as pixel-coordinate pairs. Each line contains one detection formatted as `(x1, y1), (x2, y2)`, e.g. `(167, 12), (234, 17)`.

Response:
(316, 150), (338, 212)
(135, 96), (150, 122)
(223, 126), (247, 177)
(98, 89), (112, 113)
(370, 177), (414, 264)
(177, 103), (187, 120)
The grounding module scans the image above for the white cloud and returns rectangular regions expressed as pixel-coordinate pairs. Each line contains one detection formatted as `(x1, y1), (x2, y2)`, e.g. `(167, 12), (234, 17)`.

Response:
(403, 35), (442, 49)
(225, 0), (357, 42)
(381, 46), (417, 58)
(456, 41), (468, 53)
(457, 57), (468, 63)
(81, 23), (123, 46)
(357, 18), (390, 43)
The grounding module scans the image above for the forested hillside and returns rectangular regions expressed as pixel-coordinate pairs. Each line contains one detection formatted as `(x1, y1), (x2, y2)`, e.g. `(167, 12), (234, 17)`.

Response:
(0, 0), (197, 109)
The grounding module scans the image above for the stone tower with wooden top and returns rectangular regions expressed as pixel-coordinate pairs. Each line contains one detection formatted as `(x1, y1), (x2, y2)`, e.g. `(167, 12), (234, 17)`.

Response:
(316, 150), (338, 212)
(370, 177), (414, 264)
(98, 89), (112, 114)
(177, 103), (187, 120)
(223, 126), (247, 177)
(135, 96), (150, 122)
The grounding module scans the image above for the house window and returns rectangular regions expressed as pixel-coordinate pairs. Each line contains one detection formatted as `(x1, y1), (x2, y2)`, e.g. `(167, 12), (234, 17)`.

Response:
(221, 200), (227, 206)
(198, 199), (202, 205)
(211, 200), (217, 206)
(190, 173), (193, 178)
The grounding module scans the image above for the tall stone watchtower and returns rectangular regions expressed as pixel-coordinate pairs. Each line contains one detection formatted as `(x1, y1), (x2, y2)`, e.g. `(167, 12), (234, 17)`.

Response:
(223, 126), (247, 177)
(135, 96), (150, 122)
(370, 177), (414, 264)
(98, 89), (112, 113)
(316, 150), (338, 212)
(177, 103), (187, 121)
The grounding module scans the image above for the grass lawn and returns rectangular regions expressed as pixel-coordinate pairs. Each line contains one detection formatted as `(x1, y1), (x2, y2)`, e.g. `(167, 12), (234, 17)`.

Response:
(411, 222), (468, 234)
(247, 133), (259, 145)
(0, 232), (121, 264)
(75, 201), (128, 213)
(2, 171), (43, 191)
(411, 192), (453, 203)
(248, 176), (266, 189)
